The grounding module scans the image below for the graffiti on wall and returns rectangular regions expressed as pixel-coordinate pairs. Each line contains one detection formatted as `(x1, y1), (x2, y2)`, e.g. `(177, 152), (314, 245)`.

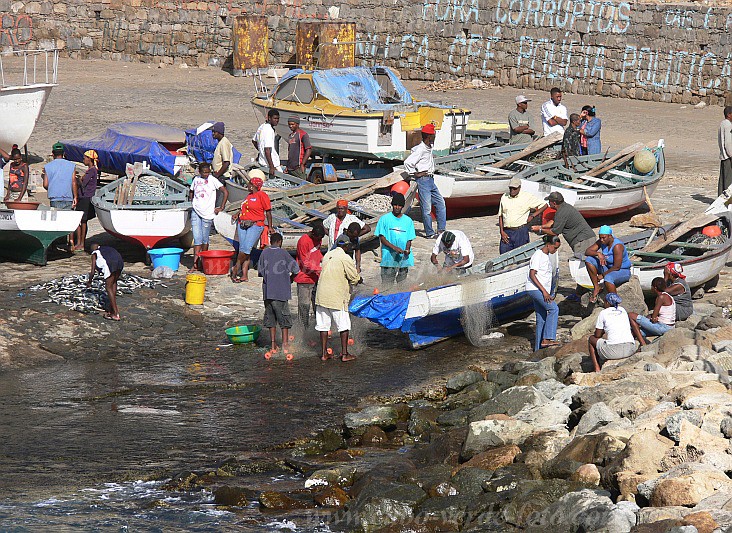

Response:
(0, 13), (33, 46)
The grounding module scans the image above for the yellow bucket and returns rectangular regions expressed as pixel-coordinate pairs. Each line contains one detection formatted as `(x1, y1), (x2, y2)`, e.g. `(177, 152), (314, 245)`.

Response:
(185, 274), (207, 305)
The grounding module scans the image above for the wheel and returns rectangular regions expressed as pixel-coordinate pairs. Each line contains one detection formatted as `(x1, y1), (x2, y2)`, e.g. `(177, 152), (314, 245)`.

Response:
(309, 168), (324, 184)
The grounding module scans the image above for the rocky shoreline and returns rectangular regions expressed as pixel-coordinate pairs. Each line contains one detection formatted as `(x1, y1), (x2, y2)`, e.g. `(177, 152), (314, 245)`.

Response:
(160, 281), (732, 533)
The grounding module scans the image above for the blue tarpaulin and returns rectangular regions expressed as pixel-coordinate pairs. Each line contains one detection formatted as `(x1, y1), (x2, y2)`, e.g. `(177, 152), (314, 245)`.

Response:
(349, 292), (419, 332)
(185, 127), (243, 167)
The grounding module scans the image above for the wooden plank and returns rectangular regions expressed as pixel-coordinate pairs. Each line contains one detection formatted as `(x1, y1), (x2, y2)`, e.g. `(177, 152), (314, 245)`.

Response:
(492, 131), (563, 169)
(127, 175), (138, 205)
(474, 165), (517, 176)
(607, 169), (639, 180)
(579, 175), (618, 187)
(641, 213), (720, 253)
(513, 159), (535, 167)
(584, 142), (644, 178)
(545, 178), (596, 191)
(632, 251), (696, 260)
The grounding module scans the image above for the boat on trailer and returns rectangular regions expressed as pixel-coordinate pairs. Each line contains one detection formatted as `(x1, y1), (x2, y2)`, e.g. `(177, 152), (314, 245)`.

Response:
(0, 207), (83, 266)
(350, 241), (545, 349)
(92, 164), (192, 250)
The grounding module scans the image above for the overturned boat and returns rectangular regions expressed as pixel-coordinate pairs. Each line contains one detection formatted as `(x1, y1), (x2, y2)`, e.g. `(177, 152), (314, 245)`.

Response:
(0, 207), (82, 266)
(251, 66), (470, 161)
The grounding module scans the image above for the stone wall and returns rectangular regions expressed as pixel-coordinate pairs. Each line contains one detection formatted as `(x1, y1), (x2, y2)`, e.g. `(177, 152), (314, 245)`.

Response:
(2, 0), (732, 104)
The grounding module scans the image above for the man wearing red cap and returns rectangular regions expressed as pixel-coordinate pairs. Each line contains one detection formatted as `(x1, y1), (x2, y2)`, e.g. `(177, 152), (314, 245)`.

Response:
(664, 262), (693, 321)
(322, 199), (370, 245)
(404, 123), (446, 239)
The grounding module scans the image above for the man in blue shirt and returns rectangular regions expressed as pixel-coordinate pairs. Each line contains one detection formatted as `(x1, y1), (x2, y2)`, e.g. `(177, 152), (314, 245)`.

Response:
(375, 192), (416, 285)
(42, 142), (78, 209)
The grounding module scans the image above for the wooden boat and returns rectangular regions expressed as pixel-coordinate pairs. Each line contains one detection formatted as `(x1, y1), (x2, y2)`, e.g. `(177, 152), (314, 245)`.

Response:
(0, 207), (82, 266)
(350, 241), (545, 349)
(91, 164), (192, 250)
(0, 49), (58, 152)
(569, 212), (732, 293)
(251, 66), (470, 161)
(224, 164), (309, 205)
(214, 173), (417, 252)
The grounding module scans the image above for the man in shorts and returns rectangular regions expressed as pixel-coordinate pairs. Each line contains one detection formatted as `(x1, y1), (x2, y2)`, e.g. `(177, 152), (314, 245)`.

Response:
(315, 234), (361, 361)
(588, 293), (638, 372)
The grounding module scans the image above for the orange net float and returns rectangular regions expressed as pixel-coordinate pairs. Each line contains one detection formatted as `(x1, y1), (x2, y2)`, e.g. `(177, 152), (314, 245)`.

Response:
(391, 180), (410, 196)
(702, 225), (722, 238)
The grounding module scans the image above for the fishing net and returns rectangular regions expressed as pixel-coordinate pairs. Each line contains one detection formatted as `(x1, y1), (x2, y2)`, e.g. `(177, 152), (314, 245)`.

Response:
(355, 194), (392, 213)
(134, 175), (168, 199)
(265, 178), (298, 189)
(460, 302), (502, 347)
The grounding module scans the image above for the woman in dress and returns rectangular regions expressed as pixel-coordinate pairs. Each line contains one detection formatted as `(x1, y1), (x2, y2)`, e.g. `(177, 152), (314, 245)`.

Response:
(75, 150), (99, 251)
(526, 235), (562, 350)
(580, 105), (602, 155)
(230, 176), (274, 283)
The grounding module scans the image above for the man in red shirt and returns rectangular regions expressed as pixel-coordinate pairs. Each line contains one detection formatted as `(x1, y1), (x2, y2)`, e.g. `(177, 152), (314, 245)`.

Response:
(294, 222), (326, 328)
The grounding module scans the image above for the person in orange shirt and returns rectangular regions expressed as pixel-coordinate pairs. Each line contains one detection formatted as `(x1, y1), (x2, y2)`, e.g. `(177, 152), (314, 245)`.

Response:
(4, 148), (29, 202)
(230, 177), (274, 282)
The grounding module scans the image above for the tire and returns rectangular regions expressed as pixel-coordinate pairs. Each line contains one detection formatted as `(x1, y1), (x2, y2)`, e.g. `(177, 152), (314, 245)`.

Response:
(309, 168), (325, 184)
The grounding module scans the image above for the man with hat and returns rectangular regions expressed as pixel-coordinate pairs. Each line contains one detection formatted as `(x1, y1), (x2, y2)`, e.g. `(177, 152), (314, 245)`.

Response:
(253, 109), (281, 176)
(315, 233), (361, 362)
(42, 142), (78, 210)
(375, 192), (416, 285)
(583, 225), (632, 303)
(431, 229), (474, 274)
(532, 191), (595, 254)
(509, 95), (537, 145)
(404, 123), (446, 239)
(664, 262), (693, 321)
(285, 116), (312, 180)
(498, 177), (547, 253)
(323, 199), (370, 246)
(210, 122), (234, 181)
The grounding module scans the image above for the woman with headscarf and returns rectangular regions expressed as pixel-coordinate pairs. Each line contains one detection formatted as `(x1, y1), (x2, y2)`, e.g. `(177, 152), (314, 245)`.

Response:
(230, 176), (274, 283)
(74, 150), (99, 251)
(664, 262), (693, 321)
(526, 235), (562, 351)
(588, 292), (638, 372)
(579, 105), (602, 155)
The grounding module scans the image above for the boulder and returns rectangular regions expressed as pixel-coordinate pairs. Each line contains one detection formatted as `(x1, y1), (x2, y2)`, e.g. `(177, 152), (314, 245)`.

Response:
(441, 380), (501, 410)
(556, 352), (588, 378)
(575, 402), (621, 435)
(618, 276), (648, 315)
(675, 419), (732, 472)
(345, 482), (427, 533)
(682, 392), (732, 410)
(462, 419), (533, 459)
(486, 370), (518, 391)
(681, 511), (719, 533)
(514, 400), (571, 430)
(468, 386), (550, 422)
(305, 465), (358, 489)
(615, 471), (656, 501)
(636, 506), (686, 524)
(655, 328), (696, 364)
(692, 492), (732, 530)
(515, 428), (571, 475)
(533, 378), (565, 399)
(259, 490), (315, 510)
(408, 406), (441, 437)
(481, 463), (534, 493)
(695, 315), (731, 331)
(408, 427), (468, 467)
(500, 479), (590, 528)
(344, 405), (399, 436)
(361, 426), (389, 446)
(695, 324), (732, 351)
(213, 485), (258, 506)
(570, 463), (601, 485)
(604, 430), (674, 492)
(571, 307), (603, 340)
(414, 495), (473, 531)
(574, 372), (678, 414)
(512, 356), (557, 382)
(644, 463), (732, 507)
(314, 486), (350, 508)
(452, 444), (521, 475)
(721, 416), (732, 438)
(664, 411), (704, 442)
(531, 488), (638, 532)
(436, 409), (469, 427)
(450, 466), (495, 497)
(542, 432), (626, 479)
(446, 370), (484, 393)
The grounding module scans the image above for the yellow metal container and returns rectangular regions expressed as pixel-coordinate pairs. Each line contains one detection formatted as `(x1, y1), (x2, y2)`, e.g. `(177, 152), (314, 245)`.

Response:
(185, 274), (207, 305)
(233, 15), (268, 72)
(296, 21), (356, 69)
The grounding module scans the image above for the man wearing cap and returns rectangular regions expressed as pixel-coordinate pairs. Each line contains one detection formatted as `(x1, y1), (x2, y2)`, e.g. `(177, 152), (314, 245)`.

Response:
(375, 192), (416, 285)
(664, 262), (693, 321)
(719, 106), (732, 195)
(431, 230), (474, 274)
(323, 200), (370, 246)
(588, 293), (639, 372)
(315, 233), (361, 362)
(532, 191), (595, 254)
(285, 116), (312, 180)
(253, 109), (281, 176)
(404, 123), (446, 239)
(508, 96), (537, 145)
(42, 142), (78, 210)
(498, 177), (547, 253)
(541, 87), (568, 136)
(210, 122), (234, 181)
(584, 225), (632, 303)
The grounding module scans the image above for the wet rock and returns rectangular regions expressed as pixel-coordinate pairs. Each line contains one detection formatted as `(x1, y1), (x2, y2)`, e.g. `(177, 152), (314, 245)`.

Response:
(468, 386), (550, 421)
(436, 409), (469, 427)
(423, 384), (448, 401)
(409, 427), (467, 467)
(501, 480), (595, 528)
(350, 457), (417, 499)
(644, 462), (732, 507)
(446, 370), (484, 393)
(515, 428), (571, 475)
(513, 399), (571, 430)
(361, 426), (389, 446)
(462, 419), (533, 459)
(571, 463), (601, 485)
(407, 464), (454, 497)
(482, 463), (534, 493)
(346, 482), (427, 533)
(213, 485), (258, 506)
(305, 465), (358, 489)
(485, 370), (517, 391)
(295, 428), (346, 456)
(414, 495), (474, 531)
(575, 402), (621, 435)
(664, 411), (703, 442)
(450, 466), (495, 497)
(452, 444), (520, 475)
(542, 432), (626, 479)
(345, 405), (399, 436)
(259, 490), (315, 510)
(408, 406), (440, 437)
(164, 470), (199, 491)
(440, 381), (501, 410)
(314, 485), (350, 508)
(681, 511), (719, 533)
(532, 488), (638, 532)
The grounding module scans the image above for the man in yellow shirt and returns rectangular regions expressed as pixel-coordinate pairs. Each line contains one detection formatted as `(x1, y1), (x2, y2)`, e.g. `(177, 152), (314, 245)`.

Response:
(211, 121), (233, 181)
(498, 177), (547, 253)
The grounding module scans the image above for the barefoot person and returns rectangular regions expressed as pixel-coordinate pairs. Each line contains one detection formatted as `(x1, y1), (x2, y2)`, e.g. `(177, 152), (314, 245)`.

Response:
(526, 235), (561, 351)
(88, 244), (124, 321)
(315, 234), (361, 361)
(258, 232), (299, 356)
(583, 225), (631, 303)
(588, 293), (638, 372)
(628, 277), (676, 345)
(231, 176), (273, 282)
(74, 150), (99, 251)
(4, 147), (29, 202)
(188, 162), (228, 272)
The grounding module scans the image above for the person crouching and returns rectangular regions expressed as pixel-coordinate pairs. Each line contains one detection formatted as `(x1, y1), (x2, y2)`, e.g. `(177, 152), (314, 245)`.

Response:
(88, 244), (124, 321)
(588, 293), (638, 372)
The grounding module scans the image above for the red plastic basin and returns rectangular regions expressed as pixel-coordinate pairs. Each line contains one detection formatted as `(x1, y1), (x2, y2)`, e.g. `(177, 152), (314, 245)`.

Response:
(199, 250), (235, 275)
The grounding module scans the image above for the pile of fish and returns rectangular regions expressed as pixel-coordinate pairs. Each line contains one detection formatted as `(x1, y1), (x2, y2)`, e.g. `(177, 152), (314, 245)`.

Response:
(355, 193), (392, 213)
(29, 274), (163, 314)
(265, 178), (299, 189)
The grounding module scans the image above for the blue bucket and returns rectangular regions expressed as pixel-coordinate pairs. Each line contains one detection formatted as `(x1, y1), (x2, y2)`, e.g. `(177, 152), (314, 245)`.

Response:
(148, 247), (184, 270)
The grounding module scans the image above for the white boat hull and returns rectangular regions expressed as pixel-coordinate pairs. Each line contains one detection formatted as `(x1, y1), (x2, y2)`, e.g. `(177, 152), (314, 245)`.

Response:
(0, 208), (82, 265)
(0, 84), (55, 152)
(95, 205), (191, 250)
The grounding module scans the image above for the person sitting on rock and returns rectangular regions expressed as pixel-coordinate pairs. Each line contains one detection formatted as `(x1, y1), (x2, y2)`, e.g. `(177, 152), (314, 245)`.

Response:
(628, 277), (676, 345)
(664, 262), (693, 322)
(588, 293), (638, 372)
(584, 225), (632, 303)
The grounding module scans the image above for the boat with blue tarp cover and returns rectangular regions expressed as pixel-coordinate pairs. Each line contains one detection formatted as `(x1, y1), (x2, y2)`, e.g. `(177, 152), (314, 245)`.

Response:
(350, 241), (544, 349)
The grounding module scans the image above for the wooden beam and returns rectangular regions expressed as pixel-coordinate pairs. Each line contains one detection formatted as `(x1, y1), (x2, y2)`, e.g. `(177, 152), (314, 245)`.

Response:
(491, 131), (562, 169)
(640, 213), (720, 253)
(584, 142), (644, 178)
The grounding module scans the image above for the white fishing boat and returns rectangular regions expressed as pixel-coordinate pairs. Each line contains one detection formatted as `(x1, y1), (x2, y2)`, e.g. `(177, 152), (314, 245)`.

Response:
(350, 241), (545, 349)
(0, 207), (82, 266)
(92, 165), (192, 250)
(251, 66), (470, 161)
(0, 49), (58, 152)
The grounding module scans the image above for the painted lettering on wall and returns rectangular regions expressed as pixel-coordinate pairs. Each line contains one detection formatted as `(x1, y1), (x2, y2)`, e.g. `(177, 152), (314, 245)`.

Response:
(0, 13), (33, 46)
(494, 0), (632, 34)
(422, 0), (480, 23)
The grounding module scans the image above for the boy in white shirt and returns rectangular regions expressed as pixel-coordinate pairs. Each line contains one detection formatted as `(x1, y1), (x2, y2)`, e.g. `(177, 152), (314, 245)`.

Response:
(189, 162), (228, 272)
(541, 87), (569, 136)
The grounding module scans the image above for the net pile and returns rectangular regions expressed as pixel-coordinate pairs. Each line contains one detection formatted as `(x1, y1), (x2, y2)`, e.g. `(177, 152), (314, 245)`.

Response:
(265, 178), (299, 190)
(135, 175), (168, 198)
(460, 302), (500, 347)
(355, 194), (392, 213)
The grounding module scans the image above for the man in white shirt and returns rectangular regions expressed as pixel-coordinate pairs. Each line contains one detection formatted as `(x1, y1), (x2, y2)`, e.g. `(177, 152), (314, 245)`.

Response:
(430, 230), (473, 274)
(588, 293), (638, 372)
(540, 87), (568, 136)
(253, 109), (281, 175)
(211, 122), (234, 180)
(404, 123), (446, 239)
(322, 199), (370, 245)
(718, 106), (732, 195)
